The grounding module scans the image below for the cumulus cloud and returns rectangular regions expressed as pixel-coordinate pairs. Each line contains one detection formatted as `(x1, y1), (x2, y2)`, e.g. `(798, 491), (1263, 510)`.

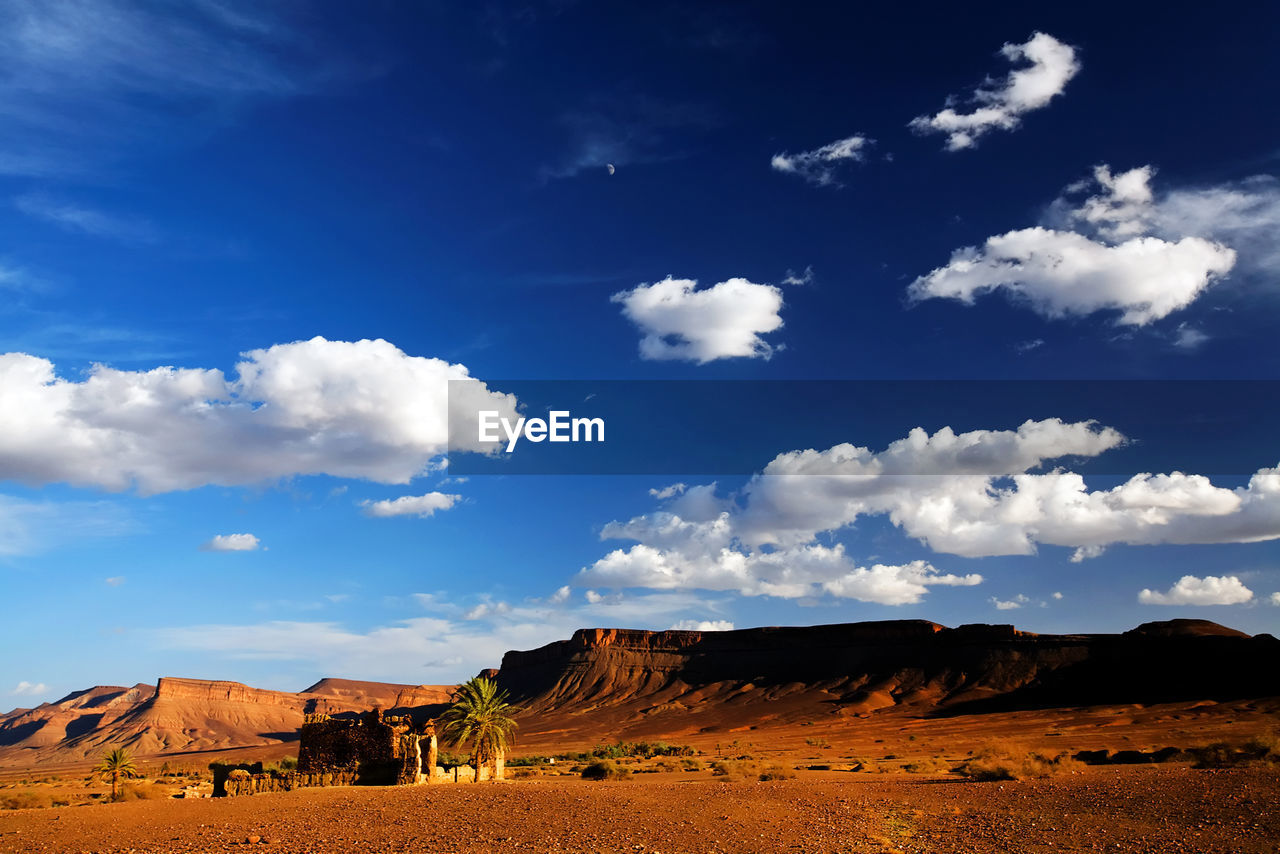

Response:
(104, 576), (125, 586)
(581, 419), (1280, 603)
(910, 165), (1242, 325)
(910, 32), (1079, 150)
(1138, 575), (1254, 606)
(360, 492), (460, 519)
(611, 276), (784, 363)
(991, 594), (1029, 610)
(771, 134), (872, 187)
(11, 681), (48, 696)
(671, 619), (734, 631)
(201, 533), (260, 552)
(1272, 592), (1280, 606)
(0, 337), (518, 494)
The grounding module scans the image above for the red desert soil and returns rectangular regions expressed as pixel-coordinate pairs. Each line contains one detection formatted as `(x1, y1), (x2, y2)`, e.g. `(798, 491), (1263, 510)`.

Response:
(1, 767), (1277, 854)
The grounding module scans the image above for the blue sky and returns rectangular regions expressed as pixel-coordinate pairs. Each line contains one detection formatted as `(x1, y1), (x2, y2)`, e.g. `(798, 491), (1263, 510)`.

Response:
(3, 0), (1280, 704)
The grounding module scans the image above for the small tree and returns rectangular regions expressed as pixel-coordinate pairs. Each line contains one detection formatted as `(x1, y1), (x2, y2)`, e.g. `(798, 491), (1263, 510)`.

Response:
(95, 748), (138, 800)
(438, 677), (517, 780)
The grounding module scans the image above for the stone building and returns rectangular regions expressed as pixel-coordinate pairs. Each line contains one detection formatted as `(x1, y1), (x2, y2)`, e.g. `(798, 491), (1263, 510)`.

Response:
(213, 707), (503, 796)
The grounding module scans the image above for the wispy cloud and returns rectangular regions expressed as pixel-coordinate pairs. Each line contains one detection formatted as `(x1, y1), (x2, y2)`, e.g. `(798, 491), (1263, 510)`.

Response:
(11, 680), (49, 697)
(13, 193), (158, 242)
(771, 135), (872, 187)
(0, 0), (360, 175)
(0, 494), (134, 557)
(541, 96), (715, 181)
(152, 588), (731, 682)
(910, 32), (1080, 150)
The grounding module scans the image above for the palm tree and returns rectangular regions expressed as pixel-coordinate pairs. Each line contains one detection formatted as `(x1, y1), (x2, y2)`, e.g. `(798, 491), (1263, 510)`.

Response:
(95, 747), (138, 800)
(437, 677), (517, 780)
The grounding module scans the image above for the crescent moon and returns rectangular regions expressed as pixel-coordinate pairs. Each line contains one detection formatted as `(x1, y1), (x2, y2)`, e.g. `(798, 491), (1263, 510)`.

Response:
(606, 164), (615, 175)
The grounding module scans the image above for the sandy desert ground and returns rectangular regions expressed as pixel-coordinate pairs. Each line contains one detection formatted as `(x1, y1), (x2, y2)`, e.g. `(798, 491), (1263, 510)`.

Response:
(2, 765), (1278, 854)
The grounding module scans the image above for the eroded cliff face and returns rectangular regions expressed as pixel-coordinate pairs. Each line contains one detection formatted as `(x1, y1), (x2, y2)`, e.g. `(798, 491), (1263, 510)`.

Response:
(0, 678), (456, 766)
(495, 620), (1280, 726)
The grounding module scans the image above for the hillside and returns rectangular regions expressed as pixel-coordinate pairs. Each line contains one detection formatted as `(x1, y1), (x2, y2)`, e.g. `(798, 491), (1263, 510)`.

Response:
(0, 677), (455, 768)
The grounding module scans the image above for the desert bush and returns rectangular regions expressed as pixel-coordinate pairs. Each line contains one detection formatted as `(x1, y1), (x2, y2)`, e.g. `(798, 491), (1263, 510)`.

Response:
(680, 758), (703, 771)
(1189, 735), (1280, 769)
(758, 763), (795, 781)
(710, 760), (761, 781)
(902, 758), (949, 774)
(581, 760), (629, 781)
(653, 758), (680, 773)
(952, 741), (1084, 781)
(511, 768), (537, 779)
(115, 782), (168, 802)
(0, 791), (53, 810)
(804, 737), (830, 748)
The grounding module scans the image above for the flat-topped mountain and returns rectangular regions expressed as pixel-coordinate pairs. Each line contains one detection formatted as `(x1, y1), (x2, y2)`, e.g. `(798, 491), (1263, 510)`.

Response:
(495, 620), (1280, 742)
(0, 677), (455, 767)
(3, 620), (1275, 767)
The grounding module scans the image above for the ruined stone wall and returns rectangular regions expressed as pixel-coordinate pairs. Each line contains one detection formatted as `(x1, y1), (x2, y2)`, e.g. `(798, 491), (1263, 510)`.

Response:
(296, 710), (431, 785)
(221, 768), (359, 797)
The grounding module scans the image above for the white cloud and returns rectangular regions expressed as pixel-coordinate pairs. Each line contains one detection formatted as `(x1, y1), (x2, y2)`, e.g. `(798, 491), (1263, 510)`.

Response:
(910, 32), (1079, 150)
(670, 619), (734, 631)
(11, 680), (49, 696)
(201, 533), (260, 552)
(771, 134), (872, 187)
(910, 166), (1241, 325)
(1271, 592), (1280, 606)
(1173, 323), (1209, 350)
(909, 227), (1234, 325)
(581, 419), (1280, 602)
(360, 492), (460, 519)
(1070, 545), (1105, 563)
(104, 576), (125, 586)
(1138, 575), (1254, 606)
(649, 483), (687, 500)
(1051, 591), (1063, 600)
(991, 594), (1031, 610)
(0, 337), (518, 493)
(611, 276), (784, 363)
(781, 266), (814, 286)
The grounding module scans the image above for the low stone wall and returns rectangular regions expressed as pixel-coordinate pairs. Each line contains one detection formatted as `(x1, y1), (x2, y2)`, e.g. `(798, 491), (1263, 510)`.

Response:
(222, 769), (359, 797)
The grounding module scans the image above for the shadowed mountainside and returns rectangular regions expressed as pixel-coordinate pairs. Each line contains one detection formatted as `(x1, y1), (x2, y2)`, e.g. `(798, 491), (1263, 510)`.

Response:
(495, 619), (1280, 742)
